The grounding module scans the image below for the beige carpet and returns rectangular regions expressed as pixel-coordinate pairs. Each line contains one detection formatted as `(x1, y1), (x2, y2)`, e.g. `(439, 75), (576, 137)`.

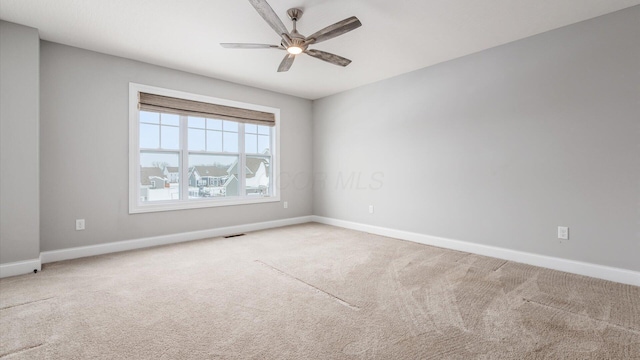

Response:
(1, 223), (639, 359)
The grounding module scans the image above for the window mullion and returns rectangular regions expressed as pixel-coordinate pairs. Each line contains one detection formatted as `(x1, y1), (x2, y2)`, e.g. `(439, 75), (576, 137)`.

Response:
(269, 126), (274, 197)
(157, 124), (161, 150)
(180, 115), (189, 201)
(238, 123), (246, 197)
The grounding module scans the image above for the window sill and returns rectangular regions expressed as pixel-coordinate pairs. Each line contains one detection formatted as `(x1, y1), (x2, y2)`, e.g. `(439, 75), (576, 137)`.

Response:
(129, 195), (281, 214)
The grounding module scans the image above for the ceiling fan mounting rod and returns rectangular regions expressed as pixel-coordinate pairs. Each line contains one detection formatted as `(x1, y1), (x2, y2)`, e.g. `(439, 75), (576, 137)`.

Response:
(287, 8), (303, 33)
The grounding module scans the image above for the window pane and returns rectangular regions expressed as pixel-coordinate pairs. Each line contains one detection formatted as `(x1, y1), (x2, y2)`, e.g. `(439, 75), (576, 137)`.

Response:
(223, 121), (238, 132)
(161, 125), (179, 150)
(139, 151), (180, 202)
(257, 125), (270, 135)
(188, 116), (206, 129)
(140, 123), (159, 149)
(246, 124), (257, 134)
(258, 135), (270, 154)
(188, 154), (239, 198)
(223, 132), (238, 152)
(207, 118), (222, 130)
(245, 134), (257, 154)
(206, 130), (222, 152)
(245, 156), (270, 197)
(188, 128), (205, 151)
(140, 111), (159, 124)
(161, 113), (179, 126)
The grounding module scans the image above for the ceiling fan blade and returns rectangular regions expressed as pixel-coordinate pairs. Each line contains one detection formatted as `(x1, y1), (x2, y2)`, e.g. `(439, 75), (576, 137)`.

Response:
(248, 0), (289, 37)
(278, 54), (295, 72)
(306, 16), (362, 44)
(220, 43), (282, 49)
(305, 49), (352, 67)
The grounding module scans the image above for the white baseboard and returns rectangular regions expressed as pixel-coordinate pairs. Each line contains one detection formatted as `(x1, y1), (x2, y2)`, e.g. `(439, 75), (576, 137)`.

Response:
(0, 258), (42, 279)
(39, 216), (313, 265)
(311, 216), (640, 287)
(5, 215), (638, 287)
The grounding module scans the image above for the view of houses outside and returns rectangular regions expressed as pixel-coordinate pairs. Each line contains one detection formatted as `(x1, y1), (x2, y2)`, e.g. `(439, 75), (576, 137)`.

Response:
(138, 111), (271, 203)
(244, 156), (270, 195)
(188, 155), (239, 198)
(139, 152), (180, 202)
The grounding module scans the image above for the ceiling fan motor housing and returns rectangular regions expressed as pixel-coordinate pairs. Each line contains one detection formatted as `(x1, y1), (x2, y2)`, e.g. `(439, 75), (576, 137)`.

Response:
(284, 37), (307, 51)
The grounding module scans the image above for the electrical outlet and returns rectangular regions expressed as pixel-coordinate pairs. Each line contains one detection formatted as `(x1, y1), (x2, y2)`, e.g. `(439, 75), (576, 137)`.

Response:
(76, 219), (85, 231)
(369, 205), (374, 214)
(283, 201), (288, 209)
(557, 226), (569, 240)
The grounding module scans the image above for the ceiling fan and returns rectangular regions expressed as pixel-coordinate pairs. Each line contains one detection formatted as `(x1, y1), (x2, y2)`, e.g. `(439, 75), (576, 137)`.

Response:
(221, 0), (362, 72)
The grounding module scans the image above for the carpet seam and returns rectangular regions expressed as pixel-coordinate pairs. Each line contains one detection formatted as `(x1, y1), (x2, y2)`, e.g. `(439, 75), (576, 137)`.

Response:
(0, 297), (55, 311)
(523, 298), (640, 335)
(0, 343), (44, 358)
(255, 260), (360, 311)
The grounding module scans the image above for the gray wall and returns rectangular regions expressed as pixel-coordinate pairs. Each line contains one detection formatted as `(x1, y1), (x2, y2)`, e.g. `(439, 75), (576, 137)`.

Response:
(0, 21), (40, 264)
(40, 42), (313, 252)
(313, 7), (640, 271)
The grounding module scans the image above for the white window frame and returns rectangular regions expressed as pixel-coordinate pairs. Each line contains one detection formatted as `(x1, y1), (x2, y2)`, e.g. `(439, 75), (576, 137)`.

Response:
(129, 83), (280, 214)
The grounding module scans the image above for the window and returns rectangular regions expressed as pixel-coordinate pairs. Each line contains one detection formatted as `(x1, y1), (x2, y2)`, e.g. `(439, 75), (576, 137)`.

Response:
(129, 83), (279, 213)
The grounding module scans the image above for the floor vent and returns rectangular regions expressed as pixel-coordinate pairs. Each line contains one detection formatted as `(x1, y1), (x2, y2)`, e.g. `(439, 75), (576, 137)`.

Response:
(224, 233), (246, 238)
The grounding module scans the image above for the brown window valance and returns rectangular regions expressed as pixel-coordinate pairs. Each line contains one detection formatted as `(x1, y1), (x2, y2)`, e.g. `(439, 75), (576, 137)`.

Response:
(139, 92), (275, 126)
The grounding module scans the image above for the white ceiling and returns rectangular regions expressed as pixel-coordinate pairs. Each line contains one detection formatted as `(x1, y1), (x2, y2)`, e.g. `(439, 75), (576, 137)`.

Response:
(1, 0), (639, 99)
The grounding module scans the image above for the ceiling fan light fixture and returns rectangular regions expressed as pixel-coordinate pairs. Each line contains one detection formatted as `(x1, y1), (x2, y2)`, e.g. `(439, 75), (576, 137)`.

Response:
(287, 46), (303, 55)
